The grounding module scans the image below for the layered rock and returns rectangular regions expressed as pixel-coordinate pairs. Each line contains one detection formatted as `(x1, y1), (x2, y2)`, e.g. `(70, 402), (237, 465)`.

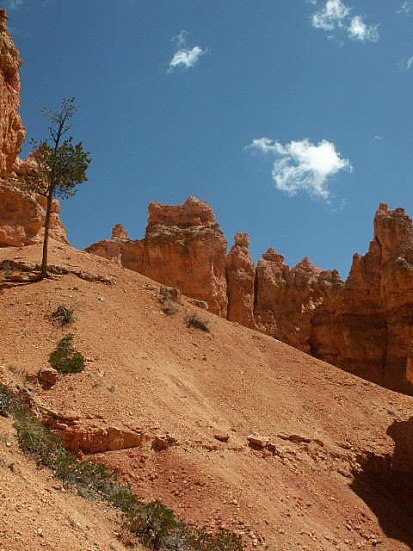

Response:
(226, 233), (255, 328)
(0, 179), (68, 246)
(0, 9), (25, 178)
(0, 13), (67, 246)
(254, 250), (343, 352)
(87, 196), (228, 316)
(311, 204), (413, 394)
(86, 198), (413, 394)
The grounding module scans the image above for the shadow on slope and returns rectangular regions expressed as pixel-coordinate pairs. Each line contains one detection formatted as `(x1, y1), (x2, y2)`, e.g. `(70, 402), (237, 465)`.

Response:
(351, 417), (413, 549)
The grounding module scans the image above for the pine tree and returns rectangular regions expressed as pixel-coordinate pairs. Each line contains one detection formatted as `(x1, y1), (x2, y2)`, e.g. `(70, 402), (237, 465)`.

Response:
(25, 98), (90, 278)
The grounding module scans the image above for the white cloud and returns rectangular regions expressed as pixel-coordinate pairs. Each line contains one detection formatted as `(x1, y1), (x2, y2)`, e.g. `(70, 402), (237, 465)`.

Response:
(248, 137), (352, 200)
(397, 2), (412, 15)
(169, 46), (205, 71)
(312, 0), (350, 31)
(168, 31), (205, 73)
(407, 55), (413, 69)
(310, 1), (379, 43)
(348, 16), (379, 42)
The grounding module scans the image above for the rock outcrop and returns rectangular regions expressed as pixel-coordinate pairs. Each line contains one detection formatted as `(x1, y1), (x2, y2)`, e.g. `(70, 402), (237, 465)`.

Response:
(0, 9), (25, 178)
(226, 232), (255, 328)
(254, 250), (343, 353)
(0, 11), (67, 246)
(87, 196), (228, 316)
(311, 203), (413, 394)
(0, 179), (68, 246)
(86, 199), (413, 395)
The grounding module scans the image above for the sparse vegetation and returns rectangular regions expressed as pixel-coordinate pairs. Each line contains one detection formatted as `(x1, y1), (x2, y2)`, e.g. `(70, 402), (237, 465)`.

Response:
(0, 383), (244, 550)
(159, 286), (180, 316)
(50, 305), (74, 326)
(159, 286), (180, 304)
(7, 365), (29, 383)
(161, 305), (177, 316)
(186, 313), (209, 332)
(48, 334), (85, 373)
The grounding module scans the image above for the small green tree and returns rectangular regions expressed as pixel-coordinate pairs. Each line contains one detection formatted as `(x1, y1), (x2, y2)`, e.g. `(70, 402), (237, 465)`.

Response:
(49, 334), (85, 374)
(26, 97), (90, 278)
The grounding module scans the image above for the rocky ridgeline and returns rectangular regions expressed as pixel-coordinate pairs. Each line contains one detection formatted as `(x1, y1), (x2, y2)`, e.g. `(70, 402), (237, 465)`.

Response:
(86, 198), (413, 395)
(0, 10), (67, 246)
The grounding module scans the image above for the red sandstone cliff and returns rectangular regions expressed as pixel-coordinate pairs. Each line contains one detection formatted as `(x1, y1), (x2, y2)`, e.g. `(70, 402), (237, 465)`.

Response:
(86, 196), (228, 316)
(0, 10), (24, 178)
(311, 203), (413, 394)
(0, 11), (67, 246)
(86, 198), (413, 395)
(254, 250), (343, 353)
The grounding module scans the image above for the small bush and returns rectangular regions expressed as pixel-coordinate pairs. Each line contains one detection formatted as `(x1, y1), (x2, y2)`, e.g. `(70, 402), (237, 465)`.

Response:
(0, 385), (23, 418)
(189, 528), (244, 551)
(127, 500), (179, 550)
(50, 305), (74, 326)
(159, 286), (181, 304)
(49, 334), (85, 374)
(186, 314), (209, 332)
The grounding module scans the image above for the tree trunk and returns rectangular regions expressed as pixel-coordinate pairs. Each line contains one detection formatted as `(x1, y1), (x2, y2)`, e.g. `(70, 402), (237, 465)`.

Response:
(40, 187), (54, 278)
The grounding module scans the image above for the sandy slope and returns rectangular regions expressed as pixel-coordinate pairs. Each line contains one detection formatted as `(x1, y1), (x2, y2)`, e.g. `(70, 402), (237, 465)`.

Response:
(1, 241), (413, 551)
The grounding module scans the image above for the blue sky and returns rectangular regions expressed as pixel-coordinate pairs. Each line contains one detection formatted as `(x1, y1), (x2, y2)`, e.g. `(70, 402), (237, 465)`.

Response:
(4, 0), (413, 277)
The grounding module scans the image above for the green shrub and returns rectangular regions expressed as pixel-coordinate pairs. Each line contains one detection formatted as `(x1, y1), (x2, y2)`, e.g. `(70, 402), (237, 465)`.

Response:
(50, 305), (74, 326)
(49, 334), (85, 373)
(189, 527), (244, 551)
(186, 314), (209, 332)
(127, 500), (179, 550)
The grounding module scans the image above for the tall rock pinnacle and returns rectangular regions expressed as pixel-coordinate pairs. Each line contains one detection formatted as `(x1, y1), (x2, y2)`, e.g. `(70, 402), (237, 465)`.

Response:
(0, 9), (25, 178)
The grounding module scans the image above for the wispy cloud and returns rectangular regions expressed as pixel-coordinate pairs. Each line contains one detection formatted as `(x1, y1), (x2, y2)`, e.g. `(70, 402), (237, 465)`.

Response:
(310, 0), (379, 43)
(247, 137), (352, 200)
(397, 1), (412, 15)
(312, 0), (350, 31)
(168, 31), (206, 73)
(407, 55), (413, 69)
(7, 0), (24, 9)
(348, 16), (379, 42)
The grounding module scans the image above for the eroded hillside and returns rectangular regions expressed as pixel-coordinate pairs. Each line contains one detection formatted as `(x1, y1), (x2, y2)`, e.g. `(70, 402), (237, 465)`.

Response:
(1, 241), (413, 551)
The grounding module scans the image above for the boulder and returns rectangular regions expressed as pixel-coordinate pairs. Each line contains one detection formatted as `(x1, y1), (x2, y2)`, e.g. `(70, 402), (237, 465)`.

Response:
(37, 367), (59, 389)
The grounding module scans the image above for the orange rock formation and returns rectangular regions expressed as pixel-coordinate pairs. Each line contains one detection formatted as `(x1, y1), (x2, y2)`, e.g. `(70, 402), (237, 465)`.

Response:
(311, 203), (413, 394)
(87, 196), (228, 316)
(226, 232), (255, 328)
(86, 198), (413, 395)
(0, 9), (25, 178)
(0, 11), (67, 246)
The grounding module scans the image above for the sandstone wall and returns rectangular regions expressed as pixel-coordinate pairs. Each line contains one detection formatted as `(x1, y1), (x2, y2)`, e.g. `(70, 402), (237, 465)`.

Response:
(311, 204), (413, 394)
(0, 11), (67, 246)
(0, 10), (25, 178)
